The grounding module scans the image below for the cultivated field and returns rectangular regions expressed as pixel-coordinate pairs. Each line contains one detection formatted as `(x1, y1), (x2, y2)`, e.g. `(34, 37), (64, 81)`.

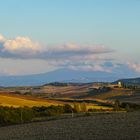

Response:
(0, 94), (61, 107)
(0, 90), (117, 111)
(28, 84), (140, 105)
(31, 84), (91, 98)
(1, 84), (139, 103)
(92, 89), (140, 104)
(0, 111), (139, 140)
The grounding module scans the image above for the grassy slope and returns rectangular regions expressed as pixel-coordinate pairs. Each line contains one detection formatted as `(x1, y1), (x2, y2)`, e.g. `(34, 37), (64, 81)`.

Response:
(0, 93), (114, 110)
(0, 94), (61, 107)
(89, 88), (140, 104)
(31, 84), (91, 98)
(1, 85), (139, 108)
(92, 88), (131, 99)
(51, 98), (114, 110)
(35, 85), (138, 102)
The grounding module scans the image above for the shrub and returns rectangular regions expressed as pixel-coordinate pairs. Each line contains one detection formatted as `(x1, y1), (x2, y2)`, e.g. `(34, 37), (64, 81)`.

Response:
(0, 106), (35, 125)
(45, 105), (64, 116)
(113, 100), (121, 111)
(73, 103), (81, 113)
(80, 102), (87, 112)
(32, 105), (65, 117)
(63, 104), (73, 113)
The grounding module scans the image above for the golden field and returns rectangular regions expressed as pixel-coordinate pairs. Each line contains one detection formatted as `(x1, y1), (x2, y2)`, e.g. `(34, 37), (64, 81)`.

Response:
(0, 94), (61, 107)
(86, 104), (113, 110)
(0, 93), (114, 111)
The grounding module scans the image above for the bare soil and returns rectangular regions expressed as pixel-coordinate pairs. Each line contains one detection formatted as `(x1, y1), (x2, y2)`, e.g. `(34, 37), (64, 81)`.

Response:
(0, 111), (140, 140)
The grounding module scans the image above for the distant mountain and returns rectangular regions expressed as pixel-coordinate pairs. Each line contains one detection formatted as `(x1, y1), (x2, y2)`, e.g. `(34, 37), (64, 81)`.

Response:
(0, 68), (139, 87)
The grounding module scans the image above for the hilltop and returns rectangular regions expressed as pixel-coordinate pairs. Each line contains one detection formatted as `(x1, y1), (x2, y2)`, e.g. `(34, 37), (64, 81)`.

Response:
(0, 67), (139, 87)
(1, 78), (140, 105)
(114, 77), (140, 85)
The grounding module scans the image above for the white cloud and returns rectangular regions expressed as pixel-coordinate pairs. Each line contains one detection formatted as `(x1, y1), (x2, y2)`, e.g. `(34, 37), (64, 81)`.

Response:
(0, 34), (114, 60)
(48, 43), (113, 54)
(3, 37), (41, 52)
(0, 36), (43, 58)
(0, 34), (139, 76)
(68, 64), (108, 72)
(0, 33), (116, 74)
(0, 34), (5, 42)
(128, 62), (140, 73)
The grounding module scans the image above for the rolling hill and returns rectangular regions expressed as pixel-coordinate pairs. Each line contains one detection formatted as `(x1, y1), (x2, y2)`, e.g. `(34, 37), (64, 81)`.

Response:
(114, 77), (140, 85)
(0, 93), (62, 107)
(0, 66), (139, 86)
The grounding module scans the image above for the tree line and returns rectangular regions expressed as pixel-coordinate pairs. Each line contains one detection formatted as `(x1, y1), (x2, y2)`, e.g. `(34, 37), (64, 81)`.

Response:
(0, 103), (88, 126)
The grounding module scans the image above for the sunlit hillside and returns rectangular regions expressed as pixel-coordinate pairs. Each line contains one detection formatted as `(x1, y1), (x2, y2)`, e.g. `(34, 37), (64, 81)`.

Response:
(0, 93), (114, 111)
(0, 94), (61, 107)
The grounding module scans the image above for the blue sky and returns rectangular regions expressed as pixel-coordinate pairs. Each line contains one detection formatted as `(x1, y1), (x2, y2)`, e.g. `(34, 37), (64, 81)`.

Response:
(0, 0), (140, 76)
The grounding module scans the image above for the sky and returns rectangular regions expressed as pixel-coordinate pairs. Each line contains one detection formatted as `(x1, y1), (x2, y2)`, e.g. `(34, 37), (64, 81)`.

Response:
(0, 0), (140, 76)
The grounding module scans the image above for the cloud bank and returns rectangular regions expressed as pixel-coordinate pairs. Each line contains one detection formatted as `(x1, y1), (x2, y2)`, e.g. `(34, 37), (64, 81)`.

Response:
(0, 34), (113, 59)
(0, 34), (139, 75)
(0, 34), (116, 73)
(128, 62), (140, 73)
(0, 35), (42, 59)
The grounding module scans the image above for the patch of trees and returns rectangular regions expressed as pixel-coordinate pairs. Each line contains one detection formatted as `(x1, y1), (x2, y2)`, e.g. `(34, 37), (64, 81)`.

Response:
(44, 82), (69, 87)
(1, 101), (138, 126)
(113, 100), (121, 111)
(120, 102), (140, 111)
(0, 106), (34, 125)
(0, 103), (89, 126)
(0, 104), (75, 126)
(73, 103), (87, 112)
(89, 86), (111, 95)
(113, 100), (140, 111)
(121, 82), (140, 90)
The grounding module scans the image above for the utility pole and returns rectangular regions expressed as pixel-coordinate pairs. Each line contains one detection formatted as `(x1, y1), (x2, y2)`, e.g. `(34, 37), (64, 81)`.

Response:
(20, 108), (23, 123)
(71, 109), (74, 118)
